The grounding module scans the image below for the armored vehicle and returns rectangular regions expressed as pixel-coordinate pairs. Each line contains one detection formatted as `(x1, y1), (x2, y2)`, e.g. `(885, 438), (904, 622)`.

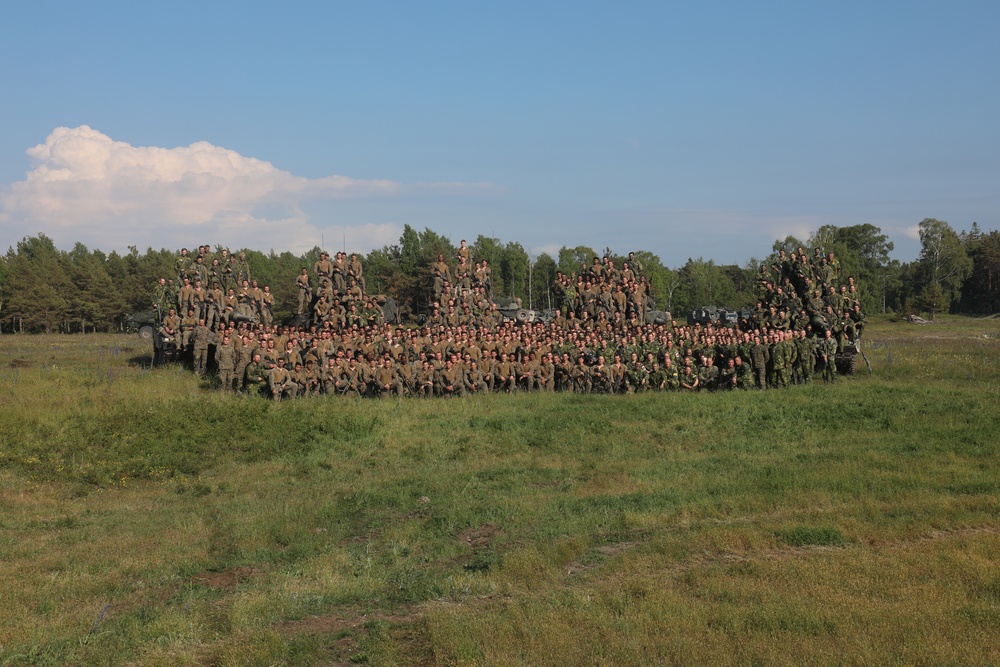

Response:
(124, 310), (158, 339)
(646, 309), (672, 325)
(493, 297), (558, 324)
(124, 310), (179, 364)
(688, 306), (750, 327)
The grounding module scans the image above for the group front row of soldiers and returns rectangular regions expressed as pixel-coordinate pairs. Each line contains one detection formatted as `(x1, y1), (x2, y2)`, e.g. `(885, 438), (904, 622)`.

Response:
(200, 318), (846, 400)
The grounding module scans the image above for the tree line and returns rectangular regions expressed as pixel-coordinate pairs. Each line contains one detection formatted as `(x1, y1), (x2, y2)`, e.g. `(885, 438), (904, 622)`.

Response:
(0, 218), (994, 334)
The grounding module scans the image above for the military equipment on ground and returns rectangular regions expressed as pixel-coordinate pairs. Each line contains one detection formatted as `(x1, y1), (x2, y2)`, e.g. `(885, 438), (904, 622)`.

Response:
(646, 309), (672, 325)
(688, 306), (751, 326)
(493, 297), (557, 324)
(152, 328), (181, 364)
(125, 309), (179, 364)
(230, 304), (261, 324)
(836, 340), (862, 375)
(380, 296), (400, 325)
(124, 310), (158, 339)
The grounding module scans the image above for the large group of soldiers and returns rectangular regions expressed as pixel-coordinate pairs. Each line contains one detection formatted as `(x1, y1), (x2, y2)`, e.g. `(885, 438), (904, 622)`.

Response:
(151, 240), (864, 399)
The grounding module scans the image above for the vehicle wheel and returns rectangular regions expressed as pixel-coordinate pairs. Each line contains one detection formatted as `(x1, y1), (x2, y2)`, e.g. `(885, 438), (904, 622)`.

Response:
(516, 309), (530, 322)
(138, 325), (154, 339)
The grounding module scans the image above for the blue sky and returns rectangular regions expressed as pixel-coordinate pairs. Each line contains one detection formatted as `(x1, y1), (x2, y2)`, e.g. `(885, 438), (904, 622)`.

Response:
(1, 1), (997, 267)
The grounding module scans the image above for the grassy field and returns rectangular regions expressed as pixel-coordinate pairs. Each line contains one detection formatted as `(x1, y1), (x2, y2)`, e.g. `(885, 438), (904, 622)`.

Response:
(1, 317), (999, 666)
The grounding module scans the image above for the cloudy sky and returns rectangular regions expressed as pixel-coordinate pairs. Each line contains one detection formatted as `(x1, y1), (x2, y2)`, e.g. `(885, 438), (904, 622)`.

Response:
(2, 1), (998, 266)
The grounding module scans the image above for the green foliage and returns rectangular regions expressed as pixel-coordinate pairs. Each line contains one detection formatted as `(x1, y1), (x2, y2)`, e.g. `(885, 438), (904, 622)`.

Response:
(810, 223), (898, 314)
(364, 245), (403, 297)
(674, 258), (742, 314)
(0, 219), (986, 336)
(917, 281), (949, 319)
(66, 243), (124, 332)
(772, 235), (807, 255)
(959, 225), (1000, 314)
(530, 253), (557, 309)
(3, 234), (74, 333)
(558, 245), (598, 275)
(915, 218), (973, 311)
(500, 241), (529, 299)
(470, 235), (505, 297)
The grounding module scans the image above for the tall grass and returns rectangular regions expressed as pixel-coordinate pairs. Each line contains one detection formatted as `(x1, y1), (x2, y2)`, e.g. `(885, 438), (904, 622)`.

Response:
(0, 316), (998, 665)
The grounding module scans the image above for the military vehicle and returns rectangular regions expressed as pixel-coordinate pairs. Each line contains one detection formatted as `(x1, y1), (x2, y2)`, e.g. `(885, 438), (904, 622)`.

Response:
(123, 310), (158, 339)
(490, 297), (555, 324)
(646, 309), (672, 325)
(127, 307), (259, 364)
(124, 309), (177, 364)
(836, 340), (862, 375)
(687, 306), (751, 326)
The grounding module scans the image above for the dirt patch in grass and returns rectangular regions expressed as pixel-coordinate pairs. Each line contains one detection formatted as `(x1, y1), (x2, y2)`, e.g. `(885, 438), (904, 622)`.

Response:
(339, 527), (384, 545)
(193, 566), (259, 590)
(100, 567), (264, 623)
(275, 606), (419, 636)
(565, 540), (641, 576)
(564, 525), (1000, 579)
(275, 605), (428, 667)
(275, 610), (367, 637)
(595, 541), (640, 557)
(9, 358), (31, 368)
(459, 523), (503, 550)
(103, 583), (178, 622)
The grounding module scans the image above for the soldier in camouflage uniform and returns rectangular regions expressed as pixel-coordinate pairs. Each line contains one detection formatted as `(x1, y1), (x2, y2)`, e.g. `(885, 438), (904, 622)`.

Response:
(296, 268), (312, 315)
(794, 329), (816, 384)
(734, 356), (753, 389)
(192, 318), (212, 375)
(268, 358), (299, 400)
(773, 330), (795, 388)
(216, 334), (237, 390)
(750, 335), (770, 390)
(818, 329), (838, 384)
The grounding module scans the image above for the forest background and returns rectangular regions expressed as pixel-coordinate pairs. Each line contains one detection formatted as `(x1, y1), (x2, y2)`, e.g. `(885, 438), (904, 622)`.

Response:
(1, 216), (997, 334)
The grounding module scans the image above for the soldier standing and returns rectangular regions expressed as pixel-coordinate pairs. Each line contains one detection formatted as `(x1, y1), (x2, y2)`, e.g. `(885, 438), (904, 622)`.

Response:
(192, 318), (212, 375)
(751, 335), (770, 390)
(216, 335), (236, 390)
(296, 268), (312, 315)
(348, 253), (366, 293)
(818, 329), (838, 383)
(153, 278), (171, 320)
(261, 285), (274, 327)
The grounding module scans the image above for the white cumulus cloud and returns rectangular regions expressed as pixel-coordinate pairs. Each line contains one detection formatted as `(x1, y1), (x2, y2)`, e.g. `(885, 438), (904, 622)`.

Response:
(0, 126), (488, 253)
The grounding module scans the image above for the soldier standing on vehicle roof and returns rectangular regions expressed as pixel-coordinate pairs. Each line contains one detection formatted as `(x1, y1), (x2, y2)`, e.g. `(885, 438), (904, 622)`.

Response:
(296, 268), (311, 315)
(261, 285), (274, 327)
(314, 252), (332, 288)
